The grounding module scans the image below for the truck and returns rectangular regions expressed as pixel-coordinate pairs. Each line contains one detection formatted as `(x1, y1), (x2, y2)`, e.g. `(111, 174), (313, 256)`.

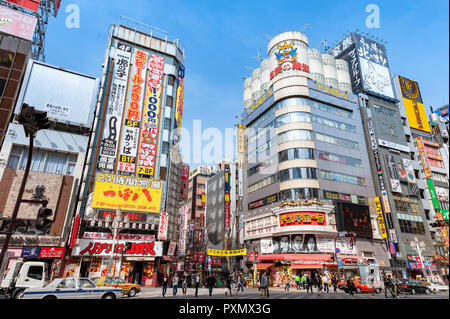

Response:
(1, 260), (49, 299)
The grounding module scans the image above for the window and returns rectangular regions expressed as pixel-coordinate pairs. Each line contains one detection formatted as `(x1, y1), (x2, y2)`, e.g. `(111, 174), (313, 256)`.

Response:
(280, 188), (319, 201)
(27, 266), (43, 281)
(279, 148), (314, 163)
(166, 95), (174, 107)
(374, 104), (397, 117)
(312, 132), (359, 150)
(162, 142), (169, 155)
(168, 75), (176, 87)
(164, 118), (171, 130)
(247, 174), (278, 193)
(278, 130), (312, 144)
(317, 170), (365, 185)
(58, 278), (76, 288)
(280, 167), (317, 182)
(159, 167), (167, 180)
(79, 279), (96, 288)
(316, 150), (362, 167)
(0, 49), (14, 68)
(7, 146), (78, 176)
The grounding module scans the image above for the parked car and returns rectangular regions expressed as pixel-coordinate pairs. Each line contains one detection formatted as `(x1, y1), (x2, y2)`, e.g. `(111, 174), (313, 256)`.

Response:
(418, 280), (449, 294)
(338, 277), (383, 294)
(21, 277), (123, 299)
(397, 279), (432, 295)
(92, 276), (141, 297)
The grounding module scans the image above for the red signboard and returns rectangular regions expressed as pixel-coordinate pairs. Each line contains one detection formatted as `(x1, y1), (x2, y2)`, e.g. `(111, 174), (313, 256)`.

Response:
(279, 212), (327, 227)
(5, 0), (40, 12)
(39, 247), (64, 259)
(0, 5), (37, 40)
(192, 252), (198, 262)
(415, 256), (423, 269)
(199, 252), (205, 263)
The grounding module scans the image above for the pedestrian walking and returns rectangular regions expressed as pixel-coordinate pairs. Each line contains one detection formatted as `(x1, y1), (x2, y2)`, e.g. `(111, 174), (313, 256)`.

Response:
(236, 273), (245, 296)
(172, 273), (180, 296)
(206, 274), (216, 297)
(331, 276), (338, 293)
(367, 269), (376, 296)
(347, 277), (355, 296)
(194, 272), (201, 297)
(225, 274), (233, 297)
(323, 274), (330, 293)
(295, 274), (301, 290)
(314, 273), (322, 296)
(182, 271), (188, 296)
(284, 275), (290, 292)
(162, 274), (168, 298)
(260, 271), (270, 298)
(301, 273), (307, 289)
(306, 273), (313, 294)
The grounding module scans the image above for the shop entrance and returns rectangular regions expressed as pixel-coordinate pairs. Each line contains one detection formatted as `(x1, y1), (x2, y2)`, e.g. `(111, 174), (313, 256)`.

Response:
(79, 258), (90, 278)
(132, 261), (143, 285)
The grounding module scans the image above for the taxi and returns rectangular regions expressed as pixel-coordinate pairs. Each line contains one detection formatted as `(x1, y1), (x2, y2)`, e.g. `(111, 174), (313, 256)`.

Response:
(21, 278), (122, 299)
(338, 277), (382, 294)
(93, 277), (141, 297)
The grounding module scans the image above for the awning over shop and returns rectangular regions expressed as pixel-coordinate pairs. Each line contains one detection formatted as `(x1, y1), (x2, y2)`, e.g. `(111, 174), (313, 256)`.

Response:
(254, 263), (274, 270)
(341, 255), (365, 263)
(290, 264), (324, 269)
(258, 254), (332, 262)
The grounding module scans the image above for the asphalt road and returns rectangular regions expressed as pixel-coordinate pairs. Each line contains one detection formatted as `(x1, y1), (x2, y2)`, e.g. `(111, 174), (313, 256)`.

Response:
(133, 287), (449, 299)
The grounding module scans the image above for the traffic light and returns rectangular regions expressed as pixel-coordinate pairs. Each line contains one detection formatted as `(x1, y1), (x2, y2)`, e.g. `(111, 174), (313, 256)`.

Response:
(35, 200), (53, 232)
(17, 103), (51, 137)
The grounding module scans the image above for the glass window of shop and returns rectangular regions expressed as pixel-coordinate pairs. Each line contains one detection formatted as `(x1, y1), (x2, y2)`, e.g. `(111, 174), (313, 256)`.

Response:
(276, 112), (356, 133)
(316, 150), (362, 167)
(280, 188), (319, 201)
(278, 130), (312, 144)
(273, 97), (353, 119)
(279, 167), (317, 182)
(317, 169), (365, 185)
(279, 148), (314, 163)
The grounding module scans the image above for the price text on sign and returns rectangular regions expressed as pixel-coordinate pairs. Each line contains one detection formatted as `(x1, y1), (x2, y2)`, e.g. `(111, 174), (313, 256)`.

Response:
(92, 173), (162, 213)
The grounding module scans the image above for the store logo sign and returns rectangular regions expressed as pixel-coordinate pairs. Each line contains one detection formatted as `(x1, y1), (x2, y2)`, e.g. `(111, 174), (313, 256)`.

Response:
(270, 40), (309, 80)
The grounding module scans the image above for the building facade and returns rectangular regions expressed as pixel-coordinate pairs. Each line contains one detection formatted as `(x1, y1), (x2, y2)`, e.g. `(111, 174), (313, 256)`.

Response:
(241, 31), (388, 286)
(67, 21), (186, 286)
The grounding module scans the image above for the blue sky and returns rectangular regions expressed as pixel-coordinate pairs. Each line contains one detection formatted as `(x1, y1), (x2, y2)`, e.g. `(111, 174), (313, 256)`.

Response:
(43, 0), (449, 167)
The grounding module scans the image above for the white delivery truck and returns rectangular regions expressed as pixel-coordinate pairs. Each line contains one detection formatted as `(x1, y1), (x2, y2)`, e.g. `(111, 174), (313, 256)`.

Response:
(1, 260), (49, 299)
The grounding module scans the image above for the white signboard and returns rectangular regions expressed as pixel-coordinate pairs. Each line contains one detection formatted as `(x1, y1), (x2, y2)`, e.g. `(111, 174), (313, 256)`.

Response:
(261, 238), (274, 254)
(378, 139), (410, 153)
(97, 42), (133, 171)
(21, 61), (97, 126)
(403, 158), (414, 171)
(158, 211), (168, 241)
(168, 241), (177, 256)
(316, 236), (357, 255)
(360, 58), (395, 99)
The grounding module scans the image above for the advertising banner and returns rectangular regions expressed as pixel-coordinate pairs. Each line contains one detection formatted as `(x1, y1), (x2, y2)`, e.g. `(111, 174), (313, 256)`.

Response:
(261, 238), (274, 254)
(0, 5), (37, 40)
(374, 197), (388, 239)
(136, 54), (165, 177)
(5, 0), (41, 12)
(39, 247), (64, 259)
(174, 63), (185, 129)
(168, 241), (177, 256)
(331, 35), (362, 93)
(427, 179), (440, 211)
(92, 173), (162, 213)
(407, 171), (417, 184)
(417, 137), (432, 178)
(316, 237), (357, 255)
(224, 165), (231, 229)
(279, 212), (327, 227)
(98, 43), (132, 172)
(118, 49), (148, 174)
(398, 76), (431, 133)
(73, 239), (163, 257)
(207, 249), (247, 257)
(336, 202), (373, 238)
(188, 224), (194, 249)
(367, 120), (387, 192)
(158, 211), (168, 241)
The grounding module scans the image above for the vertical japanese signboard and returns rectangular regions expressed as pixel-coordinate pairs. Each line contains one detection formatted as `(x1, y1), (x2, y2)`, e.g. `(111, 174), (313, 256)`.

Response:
(158, 211), (168, 241)
(374, 197), (388, 239)
(98, 43), (132, 172)
(416, 137), (432, 178)
(118, 49), (148, 174)
(136, 54), (165, 177)
(224, 165), (231, 229)
(174, 64), (185, 129)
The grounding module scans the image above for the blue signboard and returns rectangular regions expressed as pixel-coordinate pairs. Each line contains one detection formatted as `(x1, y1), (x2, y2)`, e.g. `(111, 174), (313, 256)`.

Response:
(21, 247), (41, 258)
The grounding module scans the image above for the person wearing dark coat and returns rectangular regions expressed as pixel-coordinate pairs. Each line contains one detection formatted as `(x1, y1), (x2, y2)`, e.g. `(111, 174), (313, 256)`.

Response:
(206, 274), (216, 297)
(347, 277), (355, 296)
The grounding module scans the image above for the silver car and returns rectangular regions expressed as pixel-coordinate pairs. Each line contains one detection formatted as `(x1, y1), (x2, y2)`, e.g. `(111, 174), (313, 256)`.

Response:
(21, 277), (123, 299)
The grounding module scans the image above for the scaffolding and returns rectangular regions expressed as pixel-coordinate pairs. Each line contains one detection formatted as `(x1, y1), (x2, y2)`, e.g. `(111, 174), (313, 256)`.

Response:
(0, 0), (60, 62)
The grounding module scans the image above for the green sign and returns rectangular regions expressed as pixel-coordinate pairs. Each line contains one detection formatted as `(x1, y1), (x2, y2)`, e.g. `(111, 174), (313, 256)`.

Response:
(426, 179), (440, 211)
(442, 210), (449, 221)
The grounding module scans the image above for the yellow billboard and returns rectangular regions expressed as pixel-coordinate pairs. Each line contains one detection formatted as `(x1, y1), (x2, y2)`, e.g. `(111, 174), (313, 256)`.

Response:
(374, 197), (388, 239)
(207, 249), (247, 257)
(92, 173), (162, 213)
(398, 76), (431, 133)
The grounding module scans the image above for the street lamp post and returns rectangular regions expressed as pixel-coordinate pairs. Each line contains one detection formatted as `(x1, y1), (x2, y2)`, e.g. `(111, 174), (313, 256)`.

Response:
(410, 237), (429, 281)
(105, 209), (129, 277)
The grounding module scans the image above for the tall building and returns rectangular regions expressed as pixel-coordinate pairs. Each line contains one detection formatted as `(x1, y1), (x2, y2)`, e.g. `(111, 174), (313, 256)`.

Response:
(67, 20), (186, 287)
(333, 34), (439, 279)
(0, 59), (97, 279)
(241, 31), (388, 286)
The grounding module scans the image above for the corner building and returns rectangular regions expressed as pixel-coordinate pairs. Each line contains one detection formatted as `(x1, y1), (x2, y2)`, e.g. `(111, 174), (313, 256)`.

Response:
(241, 32), (388, 286)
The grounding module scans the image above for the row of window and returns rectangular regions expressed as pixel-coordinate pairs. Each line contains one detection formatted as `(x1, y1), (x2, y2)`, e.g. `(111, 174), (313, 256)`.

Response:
(279, 167), (317, 182)
(373, 104), (397, 117)
(276, 112), (356, 132)
(280, 188), (319, 202)
(317, 169), (365, 186)
(8, 146), (78, 176)
(393, 196), (421, 215)
(398, 219), (426, 235)
(247, 173), (278, 193)
(432, 172), (448, 184)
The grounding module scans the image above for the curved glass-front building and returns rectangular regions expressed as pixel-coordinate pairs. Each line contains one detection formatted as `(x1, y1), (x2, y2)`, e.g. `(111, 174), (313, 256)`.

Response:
(240, 31), (389, 285)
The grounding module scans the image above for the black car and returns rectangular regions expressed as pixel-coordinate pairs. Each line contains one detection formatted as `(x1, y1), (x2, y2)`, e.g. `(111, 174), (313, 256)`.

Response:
(397, 279), (432, 295)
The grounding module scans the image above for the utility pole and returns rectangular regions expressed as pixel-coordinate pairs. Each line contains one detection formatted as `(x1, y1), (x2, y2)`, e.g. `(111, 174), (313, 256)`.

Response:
(0, 104), (50, 280)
